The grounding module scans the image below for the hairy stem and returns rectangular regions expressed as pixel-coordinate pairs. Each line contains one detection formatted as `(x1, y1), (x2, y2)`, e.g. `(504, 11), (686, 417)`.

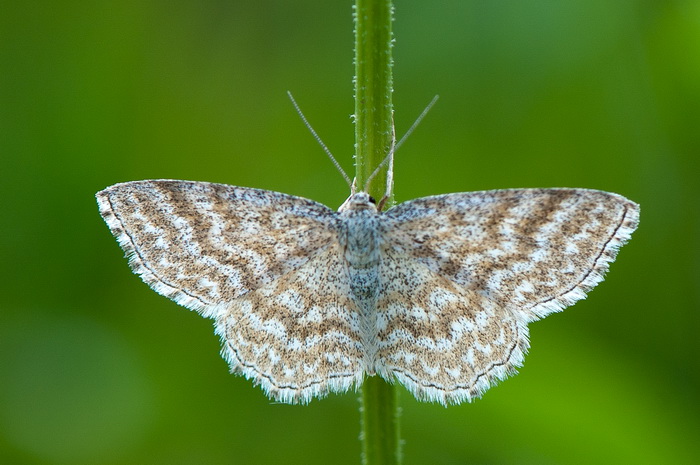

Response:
(354, 0), (401, 464)
(354, 0), (394, 199)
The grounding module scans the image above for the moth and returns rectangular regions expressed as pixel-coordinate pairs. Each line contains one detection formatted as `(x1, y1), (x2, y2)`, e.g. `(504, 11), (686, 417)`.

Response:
(97, 177), (638, 405)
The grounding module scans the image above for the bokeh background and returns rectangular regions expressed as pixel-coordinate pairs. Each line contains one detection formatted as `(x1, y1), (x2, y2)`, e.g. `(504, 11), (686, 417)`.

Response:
(1, 1), (698, 464)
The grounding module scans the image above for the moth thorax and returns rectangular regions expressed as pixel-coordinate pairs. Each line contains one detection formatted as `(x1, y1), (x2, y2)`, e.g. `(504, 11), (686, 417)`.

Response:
(341, 209), (381, 269)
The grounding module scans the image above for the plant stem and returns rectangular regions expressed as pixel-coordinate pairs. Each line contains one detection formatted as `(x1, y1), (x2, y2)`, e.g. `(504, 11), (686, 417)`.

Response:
(354, 0), (394, 197)
(354, 1), (401, 464)
(361, 376), (401, 465)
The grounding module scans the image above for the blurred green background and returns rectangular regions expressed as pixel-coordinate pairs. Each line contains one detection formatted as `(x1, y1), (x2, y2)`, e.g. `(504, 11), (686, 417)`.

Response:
(1, 1), (698, 464)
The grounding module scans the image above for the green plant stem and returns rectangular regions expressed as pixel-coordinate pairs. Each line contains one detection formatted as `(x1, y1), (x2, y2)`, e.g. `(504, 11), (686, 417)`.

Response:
(354, 0), (394, 197)
(361, 376), (400, 465)
(354, 1), (401, 465)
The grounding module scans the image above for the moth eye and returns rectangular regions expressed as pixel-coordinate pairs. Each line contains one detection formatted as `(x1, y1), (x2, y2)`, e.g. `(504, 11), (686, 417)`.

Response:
(368, 196), (377, 204)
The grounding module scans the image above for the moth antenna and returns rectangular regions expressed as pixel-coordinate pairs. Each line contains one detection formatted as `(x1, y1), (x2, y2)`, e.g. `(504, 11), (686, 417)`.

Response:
(363, 112), (396, 195)
(376, 120), (396, 211)
(395, 95), (439, 153)
(366, 95), (439, 202)
(287, 91), (353, 189)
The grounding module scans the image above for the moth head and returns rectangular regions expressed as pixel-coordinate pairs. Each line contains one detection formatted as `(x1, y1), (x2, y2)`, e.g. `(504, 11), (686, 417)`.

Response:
(338, 192), (378, 213)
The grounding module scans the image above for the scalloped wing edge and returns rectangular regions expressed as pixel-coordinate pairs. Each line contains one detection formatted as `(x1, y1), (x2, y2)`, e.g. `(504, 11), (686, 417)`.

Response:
(214, 316), (365, 404)
(378, 319), (530, 406)
(96, 187), (219, 318)
(524, 195), (640, 322)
